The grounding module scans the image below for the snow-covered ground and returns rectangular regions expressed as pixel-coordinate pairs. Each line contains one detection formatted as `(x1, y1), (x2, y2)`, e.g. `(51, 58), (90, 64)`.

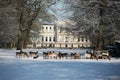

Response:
(0, 48), (120, 80)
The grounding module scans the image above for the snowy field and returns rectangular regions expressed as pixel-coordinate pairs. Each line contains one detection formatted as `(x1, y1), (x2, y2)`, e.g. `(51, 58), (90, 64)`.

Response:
(0, 48), (120, 80)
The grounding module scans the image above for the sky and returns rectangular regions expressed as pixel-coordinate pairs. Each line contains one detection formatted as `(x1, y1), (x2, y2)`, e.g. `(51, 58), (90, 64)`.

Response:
(49, 1), (74, 26)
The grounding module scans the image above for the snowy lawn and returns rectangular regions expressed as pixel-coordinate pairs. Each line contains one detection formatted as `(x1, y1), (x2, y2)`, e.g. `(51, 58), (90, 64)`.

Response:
(0, 48), (120, 80)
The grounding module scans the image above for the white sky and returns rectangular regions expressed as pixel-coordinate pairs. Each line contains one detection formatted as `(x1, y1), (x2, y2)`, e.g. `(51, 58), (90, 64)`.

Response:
(49, 1), (74, 26)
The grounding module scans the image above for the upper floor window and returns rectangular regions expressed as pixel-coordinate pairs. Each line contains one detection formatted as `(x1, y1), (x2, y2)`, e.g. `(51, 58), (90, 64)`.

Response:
(46, 27), (48, 30)
(42, 27), (44, 29)
(50, 27), (52, 30)
(65, 37), (68, 42)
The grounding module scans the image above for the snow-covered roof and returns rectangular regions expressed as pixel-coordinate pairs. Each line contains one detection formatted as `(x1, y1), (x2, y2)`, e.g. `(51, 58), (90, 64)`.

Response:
(115, 40), (120, 43)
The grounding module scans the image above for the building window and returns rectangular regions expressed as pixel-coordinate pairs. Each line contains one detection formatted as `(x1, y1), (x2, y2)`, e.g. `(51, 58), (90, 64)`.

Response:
(46, 27), (48, 30)
(50, 27), (51, 30)
(46, 37), (48, 41)
(53, 37), (55, 42)
(42, 37), (44, 41)
(42, 27), (44, 29)
(49, 37), (51, 42)
(65, 44), (68, 48)
(71, 44), (73, 48)
(86, 38), (88, 42)
(65, 37), (68, 42)
(78, 38), (80, 42)
(82, 37), (84, 42)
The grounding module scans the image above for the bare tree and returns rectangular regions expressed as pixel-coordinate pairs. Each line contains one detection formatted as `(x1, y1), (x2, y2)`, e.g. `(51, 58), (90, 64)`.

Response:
(0, 0), (57, 49)
(16, 0), (57, 50)
(0, 0), (18, 48)
(61, 0), (120, 50)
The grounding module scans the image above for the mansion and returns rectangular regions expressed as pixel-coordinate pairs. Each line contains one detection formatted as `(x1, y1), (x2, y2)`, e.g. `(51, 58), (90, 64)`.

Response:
(27, 24), (91, 48)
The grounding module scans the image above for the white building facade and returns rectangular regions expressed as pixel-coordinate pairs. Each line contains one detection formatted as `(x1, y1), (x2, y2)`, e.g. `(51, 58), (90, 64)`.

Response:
(27, 24), (91, 48)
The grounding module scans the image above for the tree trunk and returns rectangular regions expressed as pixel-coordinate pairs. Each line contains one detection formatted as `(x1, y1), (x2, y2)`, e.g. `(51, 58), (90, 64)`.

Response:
(97, 0), (106, 50)
(16, 32), (23, 50)
(23, 29), (30, 49)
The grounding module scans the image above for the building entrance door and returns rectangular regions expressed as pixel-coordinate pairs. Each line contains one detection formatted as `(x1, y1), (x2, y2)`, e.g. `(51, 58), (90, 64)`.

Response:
(33, 42), (36, 48)
(65, 44), (68, 48)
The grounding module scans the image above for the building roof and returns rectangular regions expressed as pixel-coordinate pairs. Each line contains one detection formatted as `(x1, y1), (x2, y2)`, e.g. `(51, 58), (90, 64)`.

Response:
(41, 24), (55, 25)
(115, 40), (120, 43)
